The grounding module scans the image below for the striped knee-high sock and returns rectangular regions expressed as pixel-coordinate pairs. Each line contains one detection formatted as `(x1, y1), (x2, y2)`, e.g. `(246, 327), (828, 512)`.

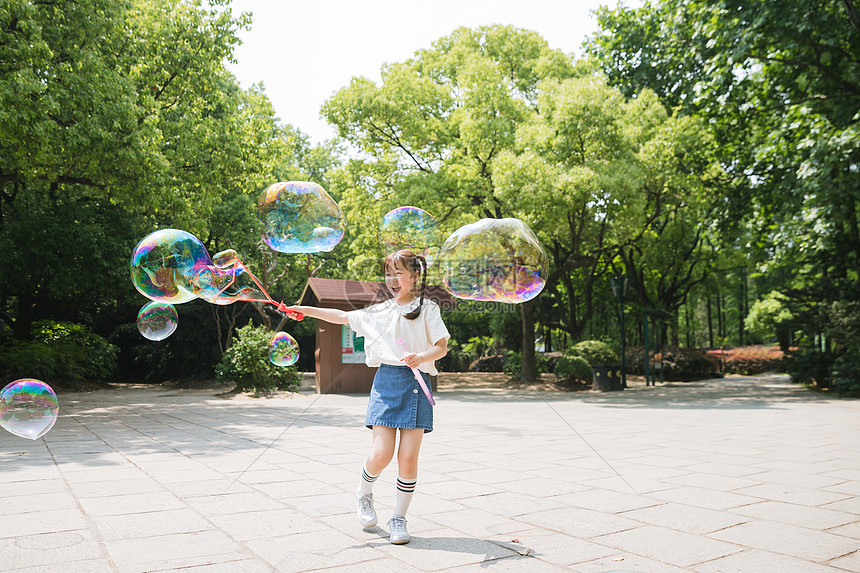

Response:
(393, 476), (417, 517)
(359, 463), (380, 495)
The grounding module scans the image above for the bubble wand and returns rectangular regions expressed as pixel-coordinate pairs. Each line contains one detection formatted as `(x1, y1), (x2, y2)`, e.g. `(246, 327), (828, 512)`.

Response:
(396, 338), (435, 406)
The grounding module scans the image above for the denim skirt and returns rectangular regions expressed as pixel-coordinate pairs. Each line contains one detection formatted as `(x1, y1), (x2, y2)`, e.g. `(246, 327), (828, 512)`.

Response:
(365, 364), (433, 433)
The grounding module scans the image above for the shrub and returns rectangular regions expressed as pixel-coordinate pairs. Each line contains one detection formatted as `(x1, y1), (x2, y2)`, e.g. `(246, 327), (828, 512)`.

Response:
(831, 349), (860, 397)
(655, 346), (716, 380)
(502, 351), (556, 377)
(569, 340), (617, 366)
(554, 354), (592, 382)
(706, 345), (785, 375)
(785, 349), (832, 389)
(216, 322), (300, 393)
(0, 321), (118, 390)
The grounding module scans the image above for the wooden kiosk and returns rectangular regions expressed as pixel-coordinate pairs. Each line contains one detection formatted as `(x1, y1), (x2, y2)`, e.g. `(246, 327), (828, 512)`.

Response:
(297, 277), (454, 394)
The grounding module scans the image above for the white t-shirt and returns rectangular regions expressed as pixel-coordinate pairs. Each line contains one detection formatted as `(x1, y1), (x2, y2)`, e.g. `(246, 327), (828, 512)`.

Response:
(347, 298), (450, 375)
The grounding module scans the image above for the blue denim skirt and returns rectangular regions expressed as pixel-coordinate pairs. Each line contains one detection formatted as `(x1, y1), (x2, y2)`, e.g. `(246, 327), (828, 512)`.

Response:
(365, 364), (433, 433)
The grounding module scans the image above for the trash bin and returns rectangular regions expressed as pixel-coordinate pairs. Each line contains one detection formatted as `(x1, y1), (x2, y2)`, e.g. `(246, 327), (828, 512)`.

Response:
(592, 365), (622, 391)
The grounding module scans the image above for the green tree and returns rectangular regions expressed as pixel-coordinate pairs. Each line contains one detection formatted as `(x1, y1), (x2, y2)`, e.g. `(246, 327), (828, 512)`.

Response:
(322, 25), (577, 381)
(588, 0), (860, 388)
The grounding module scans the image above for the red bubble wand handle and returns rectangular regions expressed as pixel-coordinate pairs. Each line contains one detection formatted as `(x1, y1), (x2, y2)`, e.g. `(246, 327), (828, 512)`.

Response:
(397, 338), (435, 406)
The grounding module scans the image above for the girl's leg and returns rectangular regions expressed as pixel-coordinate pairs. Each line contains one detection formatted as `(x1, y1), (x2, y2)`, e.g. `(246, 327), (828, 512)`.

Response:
(393, 428), (424, 516)
(366, 426), (397, 476)
(356, 426), (396, 527)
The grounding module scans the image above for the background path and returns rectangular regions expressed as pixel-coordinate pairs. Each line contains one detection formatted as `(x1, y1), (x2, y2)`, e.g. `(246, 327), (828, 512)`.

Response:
(2, 373), (859, 572)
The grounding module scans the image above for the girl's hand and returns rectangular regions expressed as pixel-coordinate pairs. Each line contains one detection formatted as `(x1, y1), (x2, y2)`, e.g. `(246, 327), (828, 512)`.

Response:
(401, 352), (422, 369)
(283, 306), (304, 321)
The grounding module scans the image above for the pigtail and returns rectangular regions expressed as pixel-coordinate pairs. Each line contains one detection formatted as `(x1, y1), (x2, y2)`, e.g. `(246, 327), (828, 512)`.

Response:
(403, 255), (427, 320)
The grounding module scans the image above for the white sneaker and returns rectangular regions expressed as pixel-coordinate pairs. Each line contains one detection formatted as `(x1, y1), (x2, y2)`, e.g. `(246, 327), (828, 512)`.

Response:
(388, 515), (410, 544)
(355, 491), (377, 527)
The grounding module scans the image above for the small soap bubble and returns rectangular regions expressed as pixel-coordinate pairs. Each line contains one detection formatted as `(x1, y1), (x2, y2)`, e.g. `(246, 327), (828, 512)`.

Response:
(137, 301), (178, 341)
(259, 181), (345, 253)
(437, 218), (547, 303)
(0, 379), (59, 440)
(269, 332), (299, 367)
(379, 207), (440, 266)
(131, 229), (212, 304)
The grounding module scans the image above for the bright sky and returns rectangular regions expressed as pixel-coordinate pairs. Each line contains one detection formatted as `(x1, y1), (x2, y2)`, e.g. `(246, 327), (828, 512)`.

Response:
(226, 0), (629, 145)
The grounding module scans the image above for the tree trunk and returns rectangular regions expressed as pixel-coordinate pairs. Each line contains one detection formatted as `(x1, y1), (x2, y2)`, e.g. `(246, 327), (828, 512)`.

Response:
(706, 296), (714, 347)
(12, 293), (36, 340)
(521, 298), (537, 383)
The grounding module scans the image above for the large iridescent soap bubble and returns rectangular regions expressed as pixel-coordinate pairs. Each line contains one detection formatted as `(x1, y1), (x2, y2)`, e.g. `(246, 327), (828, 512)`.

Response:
(1, 379), (59, 440)
(437, 218), (547, 303)
(269, 332), (299, 366)
(137, 301), (178, 341)
(131, 229), (212, 304)
(379, 206), (441, 266)
(259, 181), (345, 253)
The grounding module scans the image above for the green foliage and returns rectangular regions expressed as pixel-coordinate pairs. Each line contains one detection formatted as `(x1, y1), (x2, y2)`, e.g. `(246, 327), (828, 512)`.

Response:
(745, 292), (793, 343)
(569, 340), (618, 367)
(553, 354), (592, 382)
(216, 322), (300, 393)
(654, 347), (716, 381)
(461, 336), (497, 362)
(785, 349), (833, 389)
(502, 351), (554, 378)
(0, 321), (118, 389)
(831, 349), (860, 398)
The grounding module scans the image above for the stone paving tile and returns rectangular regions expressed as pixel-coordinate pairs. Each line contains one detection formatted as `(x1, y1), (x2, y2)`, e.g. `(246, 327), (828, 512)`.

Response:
(90, 508), (214, 542)
(693, 549), (840, 573)
(519, 507), (642, 538)
(571, 553), (693, 573)
(78, 491), (186, 517)
(733, 483), (851, 507)
(592, 524), (743, 568)
(619, 502), (749, 534)
(246, 529), (385, 570)
(827, 521), (860, 539)
(425, 507), (531, 538)
(0, 530), (106, 571)
(730, 500), (856, 530)
(3, 561), (116, 573)
(710, 520), (860, 562)
(493, 476), (591, 498)
(828, 549), (860, 572)
(445, 556), (575, 572)
(208, 508), (327, 541)
(182, 491), (284, 517)
(0, 491), (78, 516)
(552, 488), (663, 514)
(823, 496), (860, 515)
(454, 491), (563, 518)
(305, 558), (425, 573)
(663, 471), (762, 492)
(0, 509), (88, 539)
(154, 557), (272, 572)
(102, 530), (245, 573)
(68, 477), (167, 498)
(647, 485), (762, 510)
(366, 527), (519, 571)
(488, 531), (617, 567)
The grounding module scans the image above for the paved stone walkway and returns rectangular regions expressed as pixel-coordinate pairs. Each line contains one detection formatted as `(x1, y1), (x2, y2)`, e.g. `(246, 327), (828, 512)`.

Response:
(1, 373), (859, 572)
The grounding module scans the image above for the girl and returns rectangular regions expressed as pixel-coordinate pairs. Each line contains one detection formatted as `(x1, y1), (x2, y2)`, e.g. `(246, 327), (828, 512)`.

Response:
(285, 249), (449, 544)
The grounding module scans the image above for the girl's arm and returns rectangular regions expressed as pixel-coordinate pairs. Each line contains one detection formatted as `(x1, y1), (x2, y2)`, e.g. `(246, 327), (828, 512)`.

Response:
(284, 305), (349, 325)
(402, 338), (448, 369)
